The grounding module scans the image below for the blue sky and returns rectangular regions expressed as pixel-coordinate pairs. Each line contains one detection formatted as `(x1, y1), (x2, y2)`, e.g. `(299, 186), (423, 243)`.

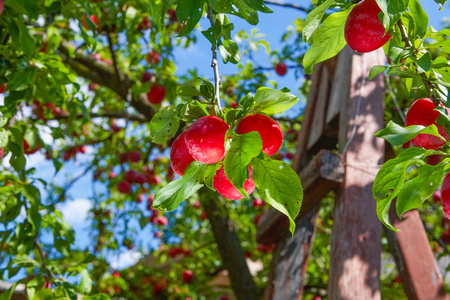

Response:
(2, 0), (450, 276)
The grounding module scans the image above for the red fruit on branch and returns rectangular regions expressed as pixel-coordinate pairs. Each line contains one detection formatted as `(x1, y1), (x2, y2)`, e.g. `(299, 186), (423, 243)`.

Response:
(182, 270), (194, 284)
(157, 216), (168, 226)
(147, 83), (165, 104)
(142, 72), (153, 83)
(82, 14), (99, 30)
(135, 173), (147, 185)
(236, 114), (283, 156)
(128, 150), (141, 162)
(118, 180), (132, 194)
(137, 193), (144, 203)
(433, 190), (442, 203)
(442, 172), (450, 219)
(252, 199), (264, 207)
(125, 170), (138, 182)
(146, 50), (160, 65)
(112, 271), (120, 278)
(427, 154), (443, 166)
(184, 116), (229, 164)
(213, 165), (255, 200)
(275, 62), (287, 76)
(138, 16), (151, 31)
(344, 0), (392, 53)
(170, 131), (195, 176)
(0, 83), (6, 93)
(405, 98), (449, 150)
(23, 140), (41, 155)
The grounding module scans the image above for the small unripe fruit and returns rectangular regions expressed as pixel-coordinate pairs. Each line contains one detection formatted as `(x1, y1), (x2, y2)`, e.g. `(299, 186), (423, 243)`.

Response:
(118, 180), (132, 194)
(170, 131), (195, 176)
(344, 0), (392, 53)
(236, 114), (283, 156)
(213, 165), (255, 200)
(275, 62), (287, 76)
(185, 116), (229, 164)
(405, 98), (449, 150)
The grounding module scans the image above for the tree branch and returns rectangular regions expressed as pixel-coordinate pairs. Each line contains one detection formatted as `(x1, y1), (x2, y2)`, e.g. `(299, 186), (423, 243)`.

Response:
(207, 5), (223, 112)
(58, 44), (155, 120)
(106, 30), (123, 84)
(51, 111), (146, 122)
(264, 1), (310, 12)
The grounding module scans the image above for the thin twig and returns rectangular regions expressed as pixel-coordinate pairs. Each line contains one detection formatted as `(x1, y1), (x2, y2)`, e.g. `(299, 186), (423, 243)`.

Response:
(424, 225), (450, 256)
(35, 235), (57, 279)
(207, 5), (223, 112)
(106, 31), (122, 84)
(397, 19), (438, 105)
(50, 112), (146, 122)
(263, 1), (310, 12)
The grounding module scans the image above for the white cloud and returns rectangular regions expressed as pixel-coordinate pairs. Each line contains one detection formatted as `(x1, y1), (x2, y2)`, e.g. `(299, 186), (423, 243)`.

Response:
(109, 250), (143, 270)
(58, 198), (92, 225)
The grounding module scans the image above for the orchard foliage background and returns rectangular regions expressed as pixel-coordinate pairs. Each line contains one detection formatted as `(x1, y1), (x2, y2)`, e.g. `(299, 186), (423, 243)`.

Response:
(1, 0), (450, 299)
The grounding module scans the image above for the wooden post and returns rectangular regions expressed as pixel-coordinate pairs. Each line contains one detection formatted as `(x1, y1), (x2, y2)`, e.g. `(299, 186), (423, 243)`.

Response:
(263, 206), (320, 300)
(327, 46), (385, 300)
(256, 150), (344, 245)
(386, 208), (449, 300)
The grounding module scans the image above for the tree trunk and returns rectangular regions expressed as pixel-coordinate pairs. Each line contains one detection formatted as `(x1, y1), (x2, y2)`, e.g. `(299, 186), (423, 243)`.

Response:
(200, 188), (259, 300)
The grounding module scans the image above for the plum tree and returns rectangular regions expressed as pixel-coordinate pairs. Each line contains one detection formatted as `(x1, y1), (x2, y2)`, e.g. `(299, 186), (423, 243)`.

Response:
(404, 98), (449, 150)
(236, 114), (283, 156)
(184, 116), (229, 164)
(213, 165), (255, 200)
(344, 0), (391, 53)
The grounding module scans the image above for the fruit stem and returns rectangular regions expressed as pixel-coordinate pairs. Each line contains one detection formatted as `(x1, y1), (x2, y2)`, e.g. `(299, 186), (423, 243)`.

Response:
(397, 19), (439, 106)
(207, 5), (223, 112)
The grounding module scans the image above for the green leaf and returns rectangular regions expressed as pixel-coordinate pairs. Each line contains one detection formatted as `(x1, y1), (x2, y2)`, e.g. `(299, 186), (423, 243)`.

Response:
(302, 0), (335, 42)
(150, 106), (180, 144)
(303, 9), (350, 74)
(396, 163), (444, 217)
(375, 0), (409, 29)
(251, 156), (303, 236)
(408, 0), (428, 38)
(209, 0), (266, 25)
(218, 39), (241, 64)
(0, 117), (8, 128)
(152, 0), (177, 30)
(224, 132), (263, 196)
(0, 130), (9, 148)
(252, 87), (298, 115)
(79, 269), (92, 294)
(431, 56), (448, 69)
(180, 101), (209, 122)
(176, 0), (204, 36)
(375, 121), (446, 146)
(153, 162), (205, 211)
(429, 39), (450, 53)
(203, 163), (221, 191)
(13, 254), (40, 268)
(415, 52), (431, 72)
(372, 147), (426, 230)
(178, 85), (201, 98)
(369, 65), (388, 80)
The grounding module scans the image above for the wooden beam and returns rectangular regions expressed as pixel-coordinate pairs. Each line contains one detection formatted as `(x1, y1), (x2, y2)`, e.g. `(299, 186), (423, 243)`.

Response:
(386, 209), (449, 300)
(262, 206), (320, 300)
(256, 149), (344, 245)
(327, 46), (385, 300)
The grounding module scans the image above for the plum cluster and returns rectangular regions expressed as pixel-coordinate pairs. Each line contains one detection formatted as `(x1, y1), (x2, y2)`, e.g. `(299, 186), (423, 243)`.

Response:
(170, 114), (283, 200)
